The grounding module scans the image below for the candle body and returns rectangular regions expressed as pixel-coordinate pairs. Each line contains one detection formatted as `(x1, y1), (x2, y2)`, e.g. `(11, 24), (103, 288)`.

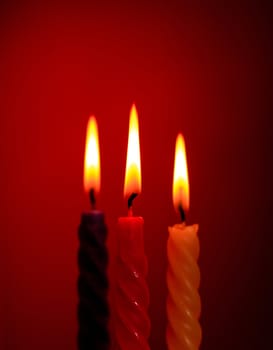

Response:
(77, 211), (109, 350)
(114, 216), (150, 350)
(166, 223), (201, 350)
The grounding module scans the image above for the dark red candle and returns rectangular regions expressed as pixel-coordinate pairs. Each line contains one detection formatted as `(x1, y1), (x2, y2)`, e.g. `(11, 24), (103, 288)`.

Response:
(77, 117), (109, 350)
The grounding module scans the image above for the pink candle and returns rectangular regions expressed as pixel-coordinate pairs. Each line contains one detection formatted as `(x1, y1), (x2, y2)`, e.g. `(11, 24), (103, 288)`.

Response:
(114, 105), (150, 350)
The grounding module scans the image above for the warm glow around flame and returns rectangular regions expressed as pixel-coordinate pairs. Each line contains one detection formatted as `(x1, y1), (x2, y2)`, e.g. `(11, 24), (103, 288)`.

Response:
(173, 133), (189, 211)
(124, 104), (141, 197)
(84, 116), (100, 193)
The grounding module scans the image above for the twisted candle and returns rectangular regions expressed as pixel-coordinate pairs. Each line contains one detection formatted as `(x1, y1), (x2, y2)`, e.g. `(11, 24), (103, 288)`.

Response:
(77, 212), (109, 350)
(114, 217), (150, 350)
(166, 223), (201, 350)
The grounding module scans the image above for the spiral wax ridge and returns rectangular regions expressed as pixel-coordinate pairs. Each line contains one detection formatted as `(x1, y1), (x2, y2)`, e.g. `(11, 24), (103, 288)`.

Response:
(77, 214), (109, 350)
(167, 233), (201, 350)
(115, 254), (150, 350)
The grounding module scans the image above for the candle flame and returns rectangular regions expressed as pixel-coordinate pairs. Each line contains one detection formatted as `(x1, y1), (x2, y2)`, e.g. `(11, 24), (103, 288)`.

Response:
(173, 133), (189, 212)
(124, 104), (141, 197)
(83, 116), (100, 194)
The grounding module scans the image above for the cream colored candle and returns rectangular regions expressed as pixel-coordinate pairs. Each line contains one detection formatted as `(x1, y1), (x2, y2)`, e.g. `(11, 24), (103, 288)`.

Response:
(166, 134), (201, 350)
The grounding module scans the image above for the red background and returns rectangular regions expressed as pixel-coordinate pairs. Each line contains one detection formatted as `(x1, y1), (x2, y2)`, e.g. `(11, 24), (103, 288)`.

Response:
(0, 1), (272, 349)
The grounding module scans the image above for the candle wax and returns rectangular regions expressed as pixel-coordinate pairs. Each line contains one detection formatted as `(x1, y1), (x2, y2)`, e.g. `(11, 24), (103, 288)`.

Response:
(114, 216), (150, 350)
(78, 211), (109, 350)
(166, 223), (201, 350)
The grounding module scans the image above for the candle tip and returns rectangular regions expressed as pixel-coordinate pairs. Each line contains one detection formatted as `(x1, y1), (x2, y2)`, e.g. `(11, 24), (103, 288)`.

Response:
(89, 188), (96, 210)
(128, 192), (138, 210)
(178, 204), (186, 223)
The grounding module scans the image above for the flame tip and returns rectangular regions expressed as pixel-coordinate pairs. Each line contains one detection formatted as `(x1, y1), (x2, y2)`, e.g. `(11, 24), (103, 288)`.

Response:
(177, 132), (184, 141)
(89, 115), (96, 122)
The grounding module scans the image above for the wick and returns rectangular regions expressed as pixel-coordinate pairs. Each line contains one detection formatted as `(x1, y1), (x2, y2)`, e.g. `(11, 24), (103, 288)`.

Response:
(178, 204), (186, 223)
(89, 188), (96, 210)
(127, 192), (138, 216)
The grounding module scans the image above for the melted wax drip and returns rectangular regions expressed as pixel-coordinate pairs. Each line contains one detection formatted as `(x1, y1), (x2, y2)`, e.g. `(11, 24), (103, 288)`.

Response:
(77, 215), (109, 350)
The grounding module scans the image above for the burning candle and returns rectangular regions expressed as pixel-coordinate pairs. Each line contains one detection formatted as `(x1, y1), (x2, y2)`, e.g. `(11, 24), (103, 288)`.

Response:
(166, 134), (202, 350)
(77, 117), (110, 350)
(114, 104), (150, 350)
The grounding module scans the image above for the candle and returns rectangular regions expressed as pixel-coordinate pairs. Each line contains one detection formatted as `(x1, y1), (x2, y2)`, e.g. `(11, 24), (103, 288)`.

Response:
(114, 105), (150, 350)
(166, 134), (202, 350)
(77, 117), (110, 350)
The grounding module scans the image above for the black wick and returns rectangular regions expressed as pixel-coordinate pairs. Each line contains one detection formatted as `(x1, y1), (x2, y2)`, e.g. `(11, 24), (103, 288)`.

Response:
(89, 188), (96, 210)
(128, 192), (138, 209)
(178, 204), (186, 223)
